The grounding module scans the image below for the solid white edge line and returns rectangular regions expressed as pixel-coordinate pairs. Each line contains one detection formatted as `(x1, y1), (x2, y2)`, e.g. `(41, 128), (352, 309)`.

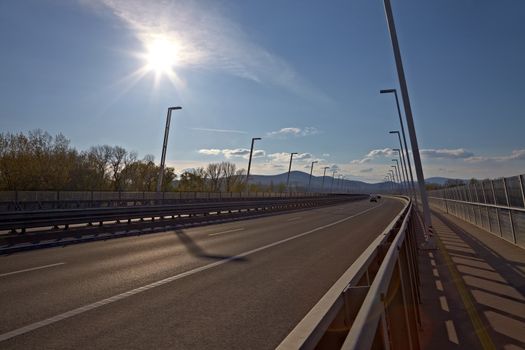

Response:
(0, 202), (384, 343)
(208, 228), (245, 236)
(0, 263), (65, 278)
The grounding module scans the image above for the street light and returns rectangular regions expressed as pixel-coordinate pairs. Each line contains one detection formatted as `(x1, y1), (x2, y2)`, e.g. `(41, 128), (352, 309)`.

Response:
(390, 166), (400, 193)
(322, 166), (330, 191)
(308, 161), (318, 192)
(392, 160), (403, 193)
(382, 0), (433, 240)
(157, 106), (182, 192)
(393, 149), (408, 192)
(389, 131), (413, 200)
(245, 137), (262, 190)
(330, 170), (337, 193)
(286, 152), (298, 192)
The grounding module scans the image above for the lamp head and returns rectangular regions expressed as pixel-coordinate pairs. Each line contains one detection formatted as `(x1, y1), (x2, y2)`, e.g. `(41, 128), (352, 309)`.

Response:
(380, 89), (396, 94)
(168, 106), (182, 110)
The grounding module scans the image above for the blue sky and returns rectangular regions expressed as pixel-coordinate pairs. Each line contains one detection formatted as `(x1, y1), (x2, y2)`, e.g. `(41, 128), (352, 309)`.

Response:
(0, 0), (524, 182)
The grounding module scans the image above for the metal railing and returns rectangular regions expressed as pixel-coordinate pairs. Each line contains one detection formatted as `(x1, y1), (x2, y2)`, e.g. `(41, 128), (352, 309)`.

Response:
(0, 195), (368, 249)
(428, 174), (525, 248)
(278, 197), (422, 350)
(0, 190), (329, 212)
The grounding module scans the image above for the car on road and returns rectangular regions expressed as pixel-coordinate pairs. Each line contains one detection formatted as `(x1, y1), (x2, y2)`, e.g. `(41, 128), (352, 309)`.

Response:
(370, 195), (378, 202)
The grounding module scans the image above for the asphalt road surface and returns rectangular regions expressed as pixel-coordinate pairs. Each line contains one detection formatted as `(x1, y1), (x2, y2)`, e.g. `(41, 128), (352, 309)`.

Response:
(0, 197), (404, 349)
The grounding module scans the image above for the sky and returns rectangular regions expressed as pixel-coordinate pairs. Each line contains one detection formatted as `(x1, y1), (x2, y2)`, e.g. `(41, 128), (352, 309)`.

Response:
(0, 0), (524, 182)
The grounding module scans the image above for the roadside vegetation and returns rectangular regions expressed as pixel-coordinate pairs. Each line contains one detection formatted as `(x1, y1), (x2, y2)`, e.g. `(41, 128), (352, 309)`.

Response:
(0, 130), (282, 192)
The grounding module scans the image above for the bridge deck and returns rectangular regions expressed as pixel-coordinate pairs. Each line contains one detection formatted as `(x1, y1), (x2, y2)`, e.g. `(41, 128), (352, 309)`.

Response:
(419, 209), (525, 349)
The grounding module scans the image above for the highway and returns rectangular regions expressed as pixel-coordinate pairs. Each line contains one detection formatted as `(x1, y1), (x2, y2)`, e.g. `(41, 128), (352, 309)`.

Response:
(0, 197), (403, 349)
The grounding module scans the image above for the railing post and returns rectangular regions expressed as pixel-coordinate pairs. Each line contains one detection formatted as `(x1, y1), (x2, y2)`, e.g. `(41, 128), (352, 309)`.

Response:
(480, 181), (491, 232)
(491, 180), (502, 236)
(502, 177), (517, 243)
(519, 174), (525, 208)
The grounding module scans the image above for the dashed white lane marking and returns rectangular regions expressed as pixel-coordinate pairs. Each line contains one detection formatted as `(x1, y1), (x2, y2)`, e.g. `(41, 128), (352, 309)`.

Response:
(0, 202), (385, 343)
(428, 252), (434, 258)
(208, 228), (244, 236)
(286, 216), (303, 222)
(432, 268), (440, 277)
(430, 259), (437, 267)
(440, 296), (450, 312)
(436, 280), (444, 291)
(445, 320), (459, 344)
(0, 263), (65, 278)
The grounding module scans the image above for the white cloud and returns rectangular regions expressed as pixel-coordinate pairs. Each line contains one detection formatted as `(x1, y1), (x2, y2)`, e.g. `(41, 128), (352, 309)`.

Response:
(466, 149), (525, 163)
(198, 148), (265, 159)
(360, 168), (373, 173)
(420, 148), (474, 159)
(198, 149), (221, 155)
(296, 153), (313, 160)
(267, 127), (319, 138)
(351, 148), (394, 164)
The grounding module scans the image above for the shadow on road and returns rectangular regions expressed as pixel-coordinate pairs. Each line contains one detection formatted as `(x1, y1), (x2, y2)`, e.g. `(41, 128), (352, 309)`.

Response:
(173, 229), (247, 262)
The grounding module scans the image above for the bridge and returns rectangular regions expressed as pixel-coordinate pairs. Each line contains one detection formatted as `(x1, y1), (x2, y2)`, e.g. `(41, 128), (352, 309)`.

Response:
(0, 175), (523, 349)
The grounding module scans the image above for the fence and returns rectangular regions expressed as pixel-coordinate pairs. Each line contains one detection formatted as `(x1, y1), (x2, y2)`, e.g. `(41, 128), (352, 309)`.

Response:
(428, 174), (525, 248)
(278, 197), (422, 349)
(0, 190), (329, 212)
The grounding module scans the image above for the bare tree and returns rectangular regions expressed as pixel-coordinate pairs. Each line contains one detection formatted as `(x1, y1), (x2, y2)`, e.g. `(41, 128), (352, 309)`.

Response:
(206, 163), (222, 192)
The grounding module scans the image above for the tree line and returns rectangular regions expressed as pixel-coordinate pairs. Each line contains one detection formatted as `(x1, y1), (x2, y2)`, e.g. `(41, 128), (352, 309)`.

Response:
(0, 130), (274, 192)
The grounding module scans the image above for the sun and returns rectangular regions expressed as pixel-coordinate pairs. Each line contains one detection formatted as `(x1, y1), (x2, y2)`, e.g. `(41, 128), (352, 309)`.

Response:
(144, 37), (180, 75)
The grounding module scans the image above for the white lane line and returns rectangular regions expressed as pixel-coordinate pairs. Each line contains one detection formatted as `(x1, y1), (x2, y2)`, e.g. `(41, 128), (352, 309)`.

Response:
(286, 216), (303, 222)
(0, 263), (65, 278)
(432, 268), (440, 277)
(436, 280), (444, 292)
(440, 296), (450, 312)
(0, 202), (385, 342)
(445, 320), (459, 344)
(430, 259), (436, 267)
(428, 252), (434, 258)
(208, 228), (244, 236)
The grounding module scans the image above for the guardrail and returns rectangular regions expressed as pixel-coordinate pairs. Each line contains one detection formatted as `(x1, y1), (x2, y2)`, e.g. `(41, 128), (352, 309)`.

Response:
(0, 190), (327, 212)
(0, 195), (368, 248)
(278, 197), (422, 350)
(428, 197), (525, 248)
(427, 175), (525, 248)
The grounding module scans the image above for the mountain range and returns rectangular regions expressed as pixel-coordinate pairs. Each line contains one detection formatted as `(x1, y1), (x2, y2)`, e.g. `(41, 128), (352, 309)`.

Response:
(250, 171), (464, 193)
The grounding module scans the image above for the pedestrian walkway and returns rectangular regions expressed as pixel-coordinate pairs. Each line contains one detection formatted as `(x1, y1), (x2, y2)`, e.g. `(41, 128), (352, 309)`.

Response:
(418, 208), (525, 349)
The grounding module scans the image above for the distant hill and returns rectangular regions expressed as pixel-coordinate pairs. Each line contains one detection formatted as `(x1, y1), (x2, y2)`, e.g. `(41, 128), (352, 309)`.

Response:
(425, 177), (466, 186)
(250, 171), (393, 193)
(249, 171), (465, 193)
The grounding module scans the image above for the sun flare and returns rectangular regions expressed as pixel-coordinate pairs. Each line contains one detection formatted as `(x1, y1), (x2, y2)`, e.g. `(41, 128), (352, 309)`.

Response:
(144, 37), (180, 74)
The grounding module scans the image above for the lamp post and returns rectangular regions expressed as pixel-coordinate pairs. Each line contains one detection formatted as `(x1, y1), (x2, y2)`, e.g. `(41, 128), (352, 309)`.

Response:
(245, 137), (261, 190)
(393, 150), (408, 192)
(331, 170), (337, 193)
(157, 106), (182, 192)
(322, 166), (330, 191)
(383, 0), (433, 239)
(390, 166), (400, 193)
(392, 160), (403, 193)
(286, 152), (298, 192)
(308, 161), (318, 192)
(390, 131), (413, 199)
